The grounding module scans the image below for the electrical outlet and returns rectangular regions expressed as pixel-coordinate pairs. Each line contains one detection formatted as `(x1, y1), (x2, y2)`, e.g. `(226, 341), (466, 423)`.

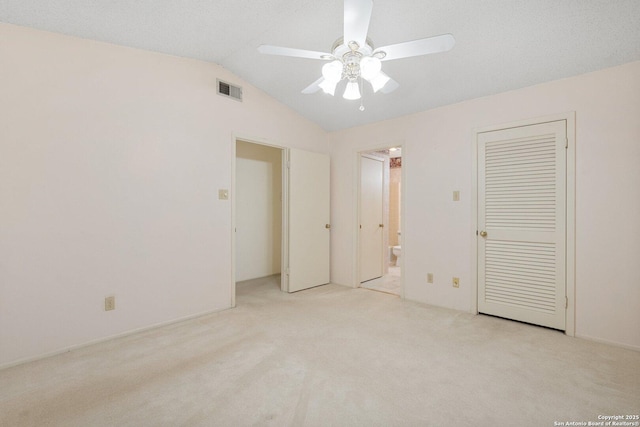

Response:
(105, 296), (115, 311)
(452, 277), (460, 288)
(427, 273), (434, 283)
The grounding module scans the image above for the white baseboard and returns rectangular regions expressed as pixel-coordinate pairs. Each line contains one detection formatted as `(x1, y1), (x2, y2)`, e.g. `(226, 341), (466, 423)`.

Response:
(0, 306), (231, 371)
(574, 333), (640, 352)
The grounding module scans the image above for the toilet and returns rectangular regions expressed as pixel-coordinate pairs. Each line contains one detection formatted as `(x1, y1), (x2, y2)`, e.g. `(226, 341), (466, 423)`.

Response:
(392, 230), (401, 266)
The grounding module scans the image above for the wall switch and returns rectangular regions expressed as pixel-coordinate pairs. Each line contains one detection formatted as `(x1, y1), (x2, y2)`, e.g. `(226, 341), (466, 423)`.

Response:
(453, 191), (460, 201)
(218, 189), (229, 200)
(427, 273), (434, 283)
(105, 296), (115, 311)
(452, 277), (460, 288)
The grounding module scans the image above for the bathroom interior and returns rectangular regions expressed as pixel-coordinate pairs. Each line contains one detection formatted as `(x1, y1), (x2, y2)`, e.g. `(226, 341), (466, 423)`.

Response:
(360, 147), (402, 296)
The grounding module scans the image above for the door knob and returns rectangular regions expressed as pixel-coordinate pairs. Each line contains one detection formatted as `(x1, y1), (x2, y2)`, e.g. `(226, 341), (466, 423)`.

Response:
(325, 224), (331, 229)
(379, 224), (384, 228)
(479, 230), (487, 237)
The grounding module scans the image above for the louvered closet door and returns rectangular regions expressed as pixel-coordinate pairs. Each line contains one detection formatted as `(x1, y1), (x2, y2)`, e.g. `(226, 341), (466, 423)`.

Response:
(478, 120), (566, 330)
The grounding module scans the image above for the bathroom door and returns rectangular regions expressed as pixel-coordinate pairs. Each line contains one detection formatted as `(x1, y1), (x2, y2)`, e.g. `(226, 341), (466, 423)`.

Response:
(287, 148), (331, 292)
(359, 155), (384, 282)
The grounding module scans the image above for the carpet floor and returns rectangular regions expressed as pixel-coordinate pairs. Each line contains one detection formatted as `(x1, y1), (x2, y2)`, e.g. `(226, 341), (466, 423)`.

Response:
(1, 276), (639, 426)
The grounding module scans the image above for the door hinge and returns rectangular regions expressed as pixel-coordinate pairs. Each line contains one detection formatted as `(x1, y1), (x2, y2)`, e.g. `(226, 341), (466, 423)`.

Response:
(565, 138), (568, 149)
(286, 161), (291, 169)
(565, 296), (568, 309)
(286, 267), (290, 276)
(476, 230), (478, 236)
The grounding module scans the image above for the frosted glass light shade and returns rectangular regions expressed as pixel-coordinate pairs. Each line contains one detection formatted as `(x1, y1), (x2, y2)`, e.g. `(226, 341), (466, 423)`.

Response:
(370, 72), (391, 92)
(319, 79), (338, 96)
(360, 56), (382, 80)
(343, 81), (361, 100)
(322, 60), (343, 83)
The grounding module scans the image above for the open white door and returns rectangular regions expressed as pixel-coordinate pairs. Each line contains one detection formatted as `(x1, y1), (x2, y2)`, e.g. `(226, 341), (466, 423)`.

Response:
(287, 149), (330, 292)
(359, 155), (384, 282)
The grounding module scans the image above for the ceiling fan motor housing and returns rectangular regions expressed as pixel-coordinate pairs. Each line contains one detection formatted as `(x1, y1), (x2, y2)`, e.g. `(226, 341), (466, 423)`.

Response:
(331, 37), (376, 82)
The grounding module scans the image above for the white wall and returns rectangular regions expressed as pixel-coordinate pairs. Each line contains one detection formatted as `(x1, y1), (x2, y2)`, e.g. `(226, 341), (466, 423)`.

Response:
(0, 23), (326, 367)
(328, 61), (640, 350)
(235, 141), (282, 282)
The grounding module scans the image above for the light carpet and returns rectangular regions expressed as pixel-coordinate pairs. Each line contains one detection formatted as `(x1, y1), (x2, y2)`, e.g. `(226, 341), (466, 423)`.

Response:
(1, 276), (638, 426)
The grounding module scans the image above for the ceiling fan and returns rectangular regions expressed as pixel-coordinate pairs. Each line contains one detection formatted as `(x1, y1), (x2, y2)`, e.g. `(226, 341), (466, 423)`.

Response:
(258, 0), (455, 105)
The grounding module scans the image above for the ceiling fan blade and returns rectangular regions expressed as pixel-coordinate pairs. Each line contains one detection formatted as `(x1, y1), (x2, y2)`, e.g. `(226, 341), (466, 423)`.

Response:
(380, 73), (399, 94)
(302, 77), (325, 94)
(344, 0), (373, 48)
(258, 45), (332, 60)
(375, 34), (455, 61)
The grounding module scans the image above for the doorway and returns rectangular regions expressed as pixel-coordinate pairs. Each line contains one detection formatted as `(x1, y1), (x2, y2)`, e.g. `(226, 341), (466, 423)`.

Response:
(232, 138), (331, 306)
(358, 146), (403, 296)
(234, 140), (284, 295)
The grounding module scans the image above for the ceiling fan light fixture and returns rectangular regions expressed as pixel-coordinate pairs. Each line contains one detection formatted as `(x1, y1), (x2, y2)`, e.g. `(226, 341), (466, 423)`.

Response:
(322, 60), (343, 83)
(343, 81), (361, 100)
(369, 72), (390, 92)
(360, 56), (381, 80)
(319, 79), (338, 96)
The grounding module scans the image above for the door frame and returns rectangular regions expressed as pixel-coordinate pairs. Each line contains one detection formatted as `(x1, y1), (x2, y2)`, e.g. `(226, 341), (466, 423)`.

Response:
(359, 153), (387, 283)
(353, 143), (405, 297)
(470, 112), (576, 336)
(231, 134), (289, 307)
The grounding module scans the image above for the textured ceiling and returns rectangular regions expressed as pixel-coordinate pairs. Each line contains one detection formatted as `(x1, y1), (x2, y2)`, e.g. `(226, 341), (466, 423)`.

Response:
(2, 0), (639, 131)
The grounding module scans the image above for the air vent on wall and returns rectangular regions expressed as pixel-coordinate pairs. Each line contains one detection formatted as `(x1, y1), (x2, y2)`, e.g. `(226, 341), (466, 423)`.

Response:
(217, 79), (243, 102)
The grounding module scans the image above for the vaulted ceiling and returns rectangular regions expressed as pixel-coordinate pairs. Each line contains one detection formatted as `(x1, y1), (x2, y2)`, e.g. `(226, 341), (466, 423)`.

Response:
(2, 0), (639, 131)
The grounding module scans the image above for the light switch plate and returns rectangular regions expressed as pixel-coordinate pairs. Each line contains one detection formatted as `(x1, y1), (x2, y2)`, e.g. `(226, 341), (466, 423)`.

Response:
(453, 191), (460, 201)
(218, 189), (229, 200)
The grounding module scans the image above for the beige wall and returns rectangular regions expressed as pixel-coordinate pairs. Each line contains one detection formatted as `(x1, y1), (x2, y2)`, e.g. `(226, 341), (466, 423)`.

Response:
(235, 141), (282, 282)
(329, 61), (640, 350)
(0, 23), (326, 367)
